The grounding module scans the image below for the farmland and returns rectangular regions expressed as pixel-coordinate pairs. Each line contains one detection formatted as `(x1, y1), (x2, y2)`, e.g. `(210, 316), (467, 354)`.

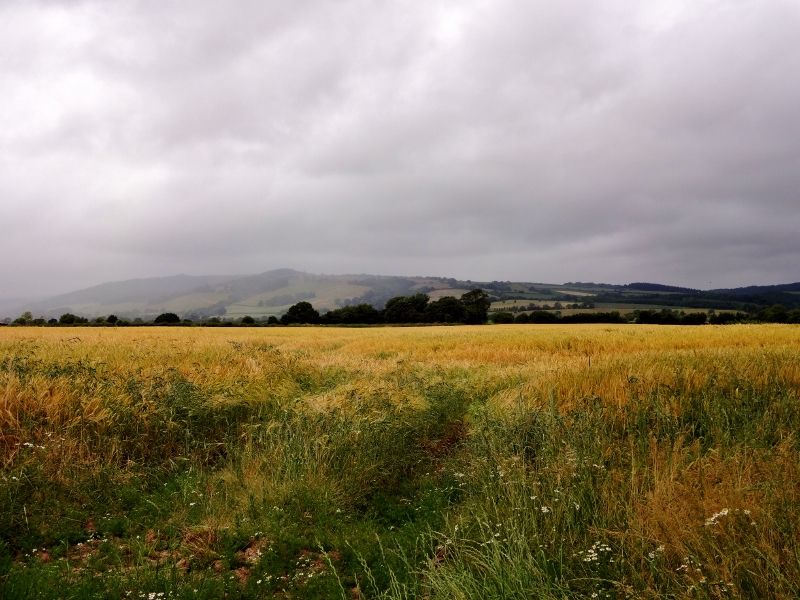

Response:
(1, 325), (799, 599)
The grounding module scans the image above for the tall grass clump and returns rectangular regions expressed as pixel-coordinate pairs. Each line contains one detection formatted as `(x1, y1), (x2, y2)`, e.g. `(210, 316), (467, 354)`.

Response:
(397, 349), (800, 599)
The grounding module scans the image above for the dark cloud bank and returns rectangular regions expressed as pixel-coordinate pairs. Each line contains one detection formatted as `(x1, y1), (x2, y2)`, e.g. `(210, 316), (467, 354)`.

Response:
(1, 0), (799, 299)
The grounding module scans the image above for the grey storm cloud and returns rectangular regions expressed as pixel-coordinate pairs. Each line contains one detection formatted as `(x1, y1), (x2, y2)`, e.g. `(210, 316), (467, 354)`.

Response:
(1, 0), (799, 298)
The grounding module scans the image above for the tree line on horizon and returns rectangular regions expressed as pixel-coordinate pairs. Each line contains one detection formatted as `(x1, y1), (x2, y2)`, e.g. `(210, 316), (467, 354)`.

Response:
(2, 290), (493, 327)
(490, 308), (758, 325)
(4, 293), (800, 327)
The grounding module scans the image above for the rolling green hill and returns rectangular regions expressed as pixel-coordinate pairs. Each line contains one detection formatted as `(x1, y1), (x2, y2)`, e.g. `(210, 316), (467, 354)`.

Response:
(11, 270), (454, 319)
(4, 271), (799, 321)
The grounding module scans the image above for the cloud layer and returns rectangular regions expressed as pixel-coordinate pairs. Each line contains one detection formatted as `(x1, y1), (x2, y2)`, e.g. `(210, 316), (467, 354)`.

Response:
(2, 0), (799, 297)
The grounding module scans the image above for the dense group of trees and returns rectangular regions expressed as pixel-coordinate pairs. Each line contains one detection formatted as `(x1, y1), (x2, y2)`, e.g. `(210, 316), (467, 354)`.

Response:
(277, 290), (492, 325)
(755, 304), (800, 323)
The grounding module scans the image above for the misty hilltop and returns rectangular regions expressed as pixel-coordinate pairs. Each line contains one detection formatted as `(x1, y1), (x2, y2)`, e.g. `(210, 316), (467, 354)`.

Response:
(5, 269), (800, 322)
(9, 269), (476, 320)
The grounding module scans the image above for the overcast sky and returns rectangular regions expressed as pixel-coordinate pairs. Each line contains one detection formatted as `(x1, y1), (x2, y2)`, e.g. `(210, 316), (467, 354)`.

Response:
(2, 0), (799, 297)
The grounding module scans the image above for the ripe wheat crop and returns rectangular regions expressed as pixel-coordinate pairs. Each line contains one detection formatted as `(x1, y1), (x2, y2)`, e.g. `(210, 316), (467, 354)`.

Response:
(1, 324), (799, 598)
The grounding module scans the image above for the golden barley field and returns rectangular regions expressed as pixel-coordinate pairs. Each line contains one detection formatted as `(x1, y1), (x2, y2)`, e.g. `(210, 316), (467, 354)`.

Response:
(1, 324), (799, 599)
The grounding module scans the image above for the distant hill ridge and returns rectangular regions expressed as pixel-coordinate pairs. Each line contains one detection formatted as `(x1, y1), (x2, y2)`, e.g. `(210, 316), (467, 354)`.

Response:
(4, 269), (800, 319)
(624, 282), (700, 294)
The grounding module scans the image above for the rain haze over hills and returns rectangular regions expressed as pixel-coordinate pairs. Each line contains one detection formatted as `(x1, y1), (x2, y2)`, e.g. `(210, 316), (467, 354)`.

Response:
(2, 1), (799, 302)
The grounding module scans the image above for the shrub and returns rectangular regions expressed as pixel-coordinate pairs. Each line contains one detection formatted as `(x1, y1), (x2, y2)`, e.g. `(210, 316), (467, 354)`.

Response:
(154, 312), (181, 324)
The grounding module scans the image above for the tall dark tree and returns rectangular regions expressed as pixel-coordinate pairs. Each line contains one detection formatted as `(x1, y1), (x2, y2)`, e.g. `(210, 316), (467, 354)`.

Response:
(758, 304), (789, 323)
(425, 296), (466, 323)
(383, 293), (429, 323)
(280, 301), (320, 325)
(13, 311), (33, 325)
(154, 312), (181, 324)
(460, 289), (491, 324)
